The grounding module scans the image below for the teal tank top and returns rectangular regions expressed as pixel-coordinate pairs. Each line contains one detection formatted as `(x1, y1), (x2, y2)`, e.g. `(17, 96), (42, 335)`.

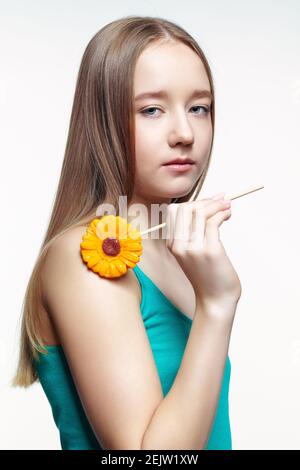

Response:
(33, 264), (232, 450)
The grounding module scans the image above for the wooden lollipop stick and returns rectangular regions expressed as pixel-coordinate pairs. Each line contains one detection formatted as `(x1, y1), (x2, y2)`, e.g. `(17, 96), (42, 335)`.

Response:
(226, 184), (264, 201)
(140, 222), (166, 236)
(140, 184), (264, 236)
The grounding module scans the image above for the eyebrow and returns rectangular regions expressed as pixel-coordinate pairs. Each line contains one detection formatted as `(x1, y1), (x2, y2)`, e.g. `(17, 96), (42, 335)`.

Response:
(134, 89), (213, 102)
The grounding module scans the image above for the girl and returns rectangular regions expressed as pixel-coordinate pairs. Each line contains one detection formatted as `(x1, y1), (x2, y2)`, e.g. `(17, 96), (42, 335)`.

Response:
(11, 15), (241, 450)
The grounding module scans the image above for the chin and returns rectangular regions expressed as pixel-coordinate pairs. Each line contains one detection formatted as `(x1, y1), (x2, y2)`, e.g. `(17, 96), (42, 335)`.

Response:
(167, 184), (195, 199)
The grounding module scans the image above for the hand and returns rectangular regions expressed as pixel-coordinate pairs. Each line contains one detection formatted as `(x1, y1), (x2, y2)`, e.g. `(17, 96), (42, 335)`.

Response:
(166, 195), (242, 322)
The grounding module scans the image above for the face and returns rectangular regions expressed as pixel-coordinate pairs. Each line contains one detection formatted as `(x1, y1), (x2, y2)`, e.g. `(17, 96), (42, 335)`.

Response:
(132, 40), (213, 205)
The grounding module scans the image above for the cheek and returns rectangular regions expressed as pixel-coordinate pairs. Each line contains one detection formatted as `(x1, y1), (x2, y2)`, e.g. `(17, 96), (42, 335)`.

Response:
(135, 118), (156, 143)
(199, 122), (213, 152)
(135, 122), (160, 167)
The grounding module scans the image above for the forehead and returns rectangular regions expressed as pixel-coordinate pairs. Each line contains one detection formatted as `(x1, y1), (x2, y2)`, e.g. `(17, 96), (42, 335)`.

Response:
(134, 41), (211, 95)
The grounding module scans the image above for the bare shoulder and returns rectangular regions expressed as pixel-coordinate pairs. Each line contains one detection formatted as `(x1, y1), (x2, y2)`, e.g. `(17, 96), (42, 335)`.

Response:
(41, 225), (141, 312)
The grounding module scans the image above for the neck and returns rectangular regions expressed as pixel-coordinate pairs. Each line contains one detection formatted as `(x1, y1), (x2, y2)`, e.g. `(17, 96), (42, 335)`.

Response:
(126, 194), (172, 255)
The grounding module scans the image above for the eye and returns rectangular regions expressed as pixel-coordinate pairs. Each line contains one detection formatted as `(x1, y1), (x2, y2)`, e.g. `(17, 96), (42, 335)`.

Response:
(140, 105), (211, 117)
(140, 107), (162, 117)
(191, 105), (211, 115)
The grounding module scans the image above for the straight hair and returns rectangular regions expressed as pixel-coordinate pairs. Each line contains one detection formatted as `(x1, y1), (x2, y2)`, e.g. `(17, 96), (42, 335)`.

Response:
(11, 15), (216, 388)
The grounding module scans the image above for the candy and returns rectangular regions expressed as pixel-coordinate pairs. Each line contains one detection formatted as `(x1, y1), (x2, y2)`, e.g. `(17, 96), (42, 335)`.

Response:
(80, 215), (143, 278)
(80, 185), (265, 279)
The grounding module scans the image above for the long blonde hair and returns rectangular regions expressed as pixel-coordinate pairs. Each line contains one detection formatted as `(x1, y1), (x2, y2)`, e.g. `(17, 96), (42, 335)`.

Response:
(11, 15), (216, 388)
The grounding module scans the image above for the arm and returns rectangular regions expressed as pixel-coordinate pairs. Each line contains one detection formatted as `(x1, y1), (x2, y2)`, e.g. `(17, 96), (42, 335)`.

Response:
(141, 305), (236, 450)
(41, 227), (165, 450)
(42, 226), (236, 450)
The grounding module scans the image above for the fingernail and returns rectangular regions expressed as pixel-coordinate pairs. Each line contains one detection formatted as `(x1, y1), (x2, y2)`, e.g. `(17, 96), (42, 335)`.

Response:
(212, 192), (226, 200)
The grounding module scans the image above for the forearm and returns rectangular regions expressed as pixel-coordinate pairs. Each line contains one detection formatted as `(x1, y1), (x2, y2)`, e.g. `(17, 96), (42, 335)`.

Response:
(141, 304), (236, 450)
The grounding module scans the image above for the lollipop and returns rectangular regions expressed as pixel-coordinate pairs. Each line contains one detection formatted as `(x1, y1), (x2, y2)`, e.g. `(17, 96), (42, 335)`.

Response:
(80, 185), (264, 279)
(80, 214), (143, 278)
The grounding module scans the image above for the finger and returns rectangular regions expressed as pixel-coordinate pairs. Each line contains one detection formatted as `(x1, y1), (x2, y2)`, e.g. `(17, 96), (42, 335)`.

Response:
(202, 198), (230, 218)
(188, 192), (226, 208)
(167, 198), (229, 250)
(188, 197), (216, 210)
(176, 199), (228, 251)
(189, 198), (230, 213)
(204, 208), (231, 250)
(211, 192), (226, 200)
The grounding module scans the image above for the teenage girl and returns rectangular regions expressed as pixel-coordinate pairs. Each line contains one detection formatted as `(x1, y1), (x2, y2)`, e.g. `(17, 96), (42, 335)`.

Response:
(11, 16), (242, 450)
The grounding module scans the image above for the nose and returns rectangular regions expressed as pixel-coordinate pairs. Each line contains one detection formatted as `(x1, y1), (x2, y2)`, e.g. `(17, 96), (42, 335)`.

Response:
(168, 110), (194, 146)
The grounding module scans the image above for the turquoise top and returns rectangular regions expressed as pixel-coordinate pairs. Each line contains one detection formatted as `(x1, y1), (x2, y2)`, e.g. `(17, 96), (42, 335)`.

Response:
(33, 264), (232, 450)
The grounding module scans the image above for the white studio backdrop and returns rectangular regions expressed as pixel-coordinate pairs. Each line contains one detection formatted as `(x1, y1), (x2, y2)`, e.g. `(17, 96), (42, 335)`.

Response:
(0, 0), (299, 450)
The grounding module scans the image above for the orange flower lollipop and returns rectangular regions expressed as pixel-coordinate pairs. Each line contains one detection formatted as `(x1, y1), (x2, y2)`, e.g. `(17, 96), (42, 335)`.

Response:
(80, 215), (143, 278)
(80, 184), (265, 279)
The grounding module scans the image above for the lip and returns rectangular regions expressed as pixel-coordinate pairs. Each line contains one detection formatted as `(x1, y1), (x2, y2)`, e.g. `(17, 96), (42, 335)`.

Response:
(163, 162), (195, 172)
(163, 157), (195, 165)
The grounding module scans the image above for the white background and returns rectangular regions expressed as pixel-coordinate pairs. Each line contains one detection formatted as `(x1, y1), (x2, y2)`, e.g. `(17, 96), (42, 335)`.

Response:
(1, 0), (300, 449)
